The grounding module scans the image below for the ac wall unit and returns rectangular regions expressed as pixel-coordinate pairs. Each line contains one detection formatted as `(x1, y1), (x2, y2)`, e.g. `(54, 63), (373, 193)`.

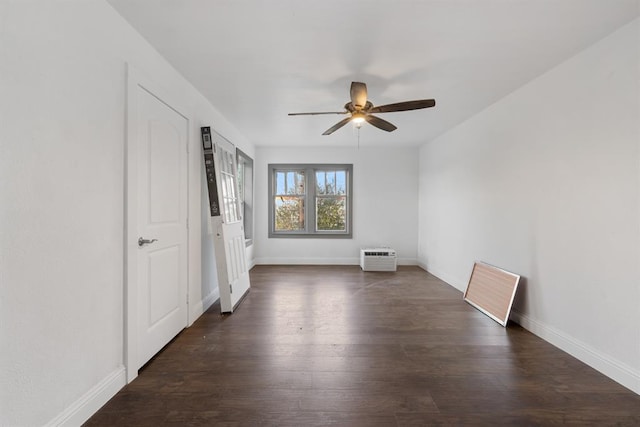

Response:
(360, 248), (397, 272)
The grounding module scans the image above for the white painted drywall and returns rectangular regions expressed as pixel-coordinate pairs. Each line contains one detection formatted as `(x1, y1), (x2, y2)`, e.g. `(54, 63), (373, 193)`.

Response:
(418, 19), (640, 393)
(0, 1), (253, 425)
(254, 146), (419, 265)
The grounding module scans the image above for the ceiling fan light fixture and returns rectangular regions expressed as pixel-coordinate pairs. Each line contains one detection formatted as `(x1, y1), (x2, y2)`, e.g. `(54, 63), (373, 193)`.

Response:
(351, 113), (365, 124)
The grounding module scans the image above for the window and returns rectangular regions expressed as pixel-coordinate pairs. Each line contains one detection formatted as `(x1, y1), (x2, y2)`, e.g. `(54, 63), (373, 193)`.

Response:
(236, 148), (254, 246)
(268, 164), (353, 238)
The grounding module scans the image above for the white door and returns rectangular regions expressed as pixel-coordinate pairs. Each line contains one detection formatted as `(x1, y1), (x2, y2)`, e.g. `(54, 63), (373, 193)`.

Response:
(135, 86), (188, 368)
(212, 134), (250, 312)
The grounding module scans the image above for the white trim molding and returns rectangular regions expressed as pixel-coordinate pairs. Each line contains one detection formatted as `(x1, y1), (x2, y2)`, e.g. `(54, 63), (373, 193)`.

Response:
(254, 257), (418, 266)
(255, 257), (360, 265)
(45, 367), (126, 427)
(189, 289), (220, 326)
(424, 266), (640, 396)
(510, 310), (640, 395)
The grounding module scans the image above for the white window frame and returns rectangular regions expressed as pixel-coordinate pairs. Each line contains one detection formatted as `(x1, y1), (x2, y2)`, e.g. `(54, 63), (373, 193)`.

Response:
(236, 148), (253, 246)
(268, 164), (353, 238)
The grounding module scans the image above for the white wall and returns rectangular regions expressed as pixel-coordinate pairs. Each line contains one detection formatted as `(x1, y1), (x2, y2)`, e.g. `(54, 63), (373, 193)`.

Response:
(254, 147), (419, 265)
(418, 19), (640, 393)
(0, 1), (253, 425)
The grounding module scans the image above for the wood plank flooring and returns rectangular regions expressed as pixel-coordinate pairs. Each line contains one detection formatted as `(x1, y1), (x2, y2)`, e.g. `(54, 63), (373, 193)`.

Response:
(86, 265), (640, 426)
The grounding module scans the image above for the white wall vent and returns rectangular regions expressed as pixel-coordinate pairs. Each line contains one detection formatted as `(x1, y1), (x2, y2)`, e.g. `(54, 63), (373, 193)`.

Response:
(360, 248), (397, 272)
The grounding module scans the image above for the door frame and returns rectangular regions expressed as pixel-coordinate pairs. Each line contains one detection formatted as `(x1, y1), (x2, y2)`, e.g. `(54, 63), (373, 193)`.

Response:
(125, 64), (190, 383)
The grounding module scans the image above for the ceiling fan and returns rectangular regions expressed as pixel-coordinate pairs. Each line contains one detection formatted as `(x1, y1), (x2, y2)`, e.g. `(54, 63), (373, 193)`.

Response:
(288, 81), (436, 135)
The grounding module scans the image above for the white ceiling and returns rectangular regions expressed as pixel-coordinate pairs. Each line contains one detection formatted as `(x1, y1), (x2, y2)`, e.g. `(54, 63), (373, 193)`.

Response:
(107, 0), (639, 148)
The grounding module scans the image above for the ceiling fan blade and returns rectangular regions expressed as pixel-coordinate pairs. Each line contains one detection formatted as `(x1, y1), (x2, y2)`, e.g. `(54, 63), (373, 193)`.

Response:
(288, 111), (347, 116)
(368, 99), (436, 114)
(350, 82), (368, 109)
(365, 115), (397, 132)
(322, 117), (353, 135)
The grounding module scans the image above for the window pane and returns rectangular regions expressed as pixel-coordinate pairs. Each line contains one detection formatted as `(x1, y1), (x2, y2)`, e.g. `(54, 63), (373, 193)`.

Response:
(229, 175), (234, 200)
(276, 170), (305, 195)
(226, 151), (234, 174)
(276, 171), (286, 194)
(222, 174), (229, 199)
(228, 173), (237, 198)
(237, 162), (245, 200)
(326, 171), (336, 194)
(275, 196), (305, 231)
(228, 197), (238, 221)
(293, 171), (305, 194)
(336, 171), (346, 195)
(316, 170), (346, 195)
(316, 171), (326, 195)
(316, 197), (346, 231)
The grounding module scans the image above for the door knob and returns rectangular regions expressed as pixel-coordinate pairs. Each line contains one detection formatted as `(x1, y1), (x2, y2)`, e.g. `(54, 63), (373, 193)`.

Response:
(138, 237), (158, 247)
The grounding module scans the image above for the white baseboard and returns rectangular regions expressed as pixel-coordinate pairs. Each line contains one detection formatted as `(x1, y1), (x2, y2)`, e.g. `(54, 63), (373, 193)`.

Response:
(189, 289), (220, 325)
(202, 289), (219, 312)
(255, 257), (360, 265)
(189, 301), (203, 326)
(510, 310), (640, 395)
(254, 257), (417, 266)
(422, 265), (467, 292)
(423, 265), (640, 396)
(46, 366), (126, 427)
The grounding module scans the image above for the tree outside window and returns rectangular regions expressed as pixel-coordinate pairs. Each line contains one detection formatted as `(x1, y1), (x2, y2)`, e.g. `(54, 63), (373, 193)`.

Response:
(315, 170), (346, 232)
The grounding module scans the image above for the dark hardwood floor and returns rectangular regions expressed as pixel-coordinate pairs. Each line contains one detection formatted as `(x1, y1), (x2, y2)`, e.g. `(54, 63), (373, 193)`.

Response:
(86, 265), (640, 426)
